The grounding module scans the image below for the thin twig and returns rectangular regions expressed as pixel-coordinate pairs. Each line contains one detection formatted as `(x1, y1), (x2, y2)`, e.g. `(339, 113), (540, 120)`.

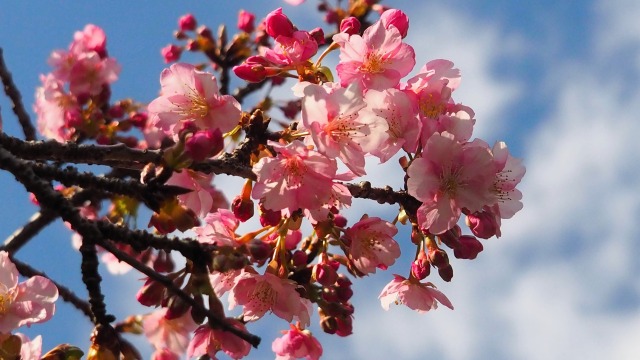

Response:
(0, 48), (36, 141)
(96, 238), (262, 348)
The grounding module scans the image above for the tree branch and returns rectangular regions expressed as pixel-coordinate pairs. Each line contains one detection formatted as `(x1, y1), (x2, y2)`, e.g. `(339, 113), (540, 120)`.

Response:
(0, 48), (36, 141)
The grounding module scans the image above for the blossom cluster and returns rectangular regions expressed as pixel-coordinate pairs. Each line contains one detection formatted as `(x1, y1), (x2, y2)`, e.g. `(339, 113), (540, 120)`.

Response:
(20, 2), (525, 359)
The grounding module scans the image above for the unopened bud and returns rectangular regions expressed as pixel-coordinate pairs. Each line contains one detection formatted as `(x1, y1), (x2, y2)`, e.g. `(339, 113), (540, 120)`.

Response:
(438, 264), (454, 282)
(248, 239), (272, 261)
(466, 210), (500, 239)
(340, 17), (361, 35)
(335, 315), (353, 337)
(313, 262), (338, 286)
(178, 13), (197, 31)
(428, 247), (449, 269)
(232, 196), (254, 222)
(164, 295), (191, 320)
(453, 235), (484, 260)
(184, 128), (223, 161)
(161, 44), (182, 63)
(411, 252), (430, 280)
(136, 278), (165, 307)
(265, 8), (295, 38)
(237, 9), (256, 33)
(380, 9), (409, 38)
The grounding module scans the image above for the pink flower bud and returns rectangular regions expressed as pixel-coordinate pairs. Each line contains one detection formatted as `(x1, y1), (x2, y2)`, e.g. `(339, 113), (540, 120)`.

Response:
(466, 210), (500, 239)
(136, 278), (165, 307)
(314, 263), (338, 286)
(129, 112), (148, 128)
(336, 285), (353, 302)
(438, 264), (454, 282)
(161, 44), (182, 63)
(411, 251), (430, 280)
(324, 10), (339, 24)
(291, 250), (308, 268)
(453, 235), (484, 260)
(265, 8), (295, 38)
(184, 128), (223, 161)
(333, 214), (348, 228)
(64, 108), (83, 128)
(248, 239), (271, 261)
(178, 13), (197, 32)
(380, 9), (409, 38)
(438, 225), (462, 249)
(231, 196), (254, 222)
(259, 203), (282, 226)
(309, 27), (326, 45)
(164, 295), (191, 320)
(335, 315), (353, 337)
(340, 17), (361, 35)
(237, 9), (256, 33)
(428, 247), (449, 269)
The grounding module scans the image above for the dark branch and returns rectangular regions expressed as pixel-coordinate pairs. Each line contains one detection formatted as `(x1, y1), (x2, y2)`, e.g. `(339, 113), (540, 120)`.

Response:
(0, 48), (36, 141)
(96, 238), (262, 348)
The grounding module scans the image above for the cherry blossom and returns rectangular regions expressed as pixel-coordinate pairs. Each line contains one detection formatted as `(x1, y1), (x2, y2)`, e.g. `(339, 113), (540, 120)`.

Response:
(187, 320), (252, 359)
(166, 169), (228, 218)
(252, 140), (337, 215)
(147, 63), (241, 139)
(344, 216), (400, 274)
(490, 141), (526, 219)
(407, 133), (496, 234)
(33, 74), (78, 142)
(361, 87), (420, 162)
(228, 270), (312, 327)
(142, 307), (198, 358)
(210, 269), (242, 297)
(295, 82), (388, 175)
(194, 209), (243, 247)
(0, 252), (58, 334)
(379, 274), (453, 313)
(272, 324), (323, 360)
(334, 18), (415, 91)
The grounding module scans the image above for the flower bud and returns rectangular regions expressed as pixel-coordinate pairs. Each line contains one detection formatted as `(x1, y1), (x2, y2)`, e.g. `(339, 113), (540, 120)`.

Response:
(248, 239), (272, 261)
(466, 210), (500, 239)
(438, 225), (461, 249)
(333, 214), (348, 228)
(291, 250), (308, 268)
(164, 295), (191, 320)
(232, 196), (254, 222)
(313, 262), (338, 286)
(321, 286), (338, 302)
(161, 44), (182, 63)
(153, 249), (175, 273)
(265, 8), (295, 38)
(411, 251), (430, 280)
(178, 13), (197, 32)
(129, 112), (148, 128)
(380, 9), (409, 38)
(237, 9), (256, 33)
(64, 108), (84, 128)
(428, 247), (449, 269)
(309, 27), (325, 45)
(453, 235), (484, 260)
(319, 314), (338, 335)
(259, 203), (282, 226)
(184, 128), (224, 161)
(335, 315), (353, 337)
(438, 264), (454, 282)
(336, 285), (353, 302)
(136, 278), (165, 307)
(340, 17), (361, 35)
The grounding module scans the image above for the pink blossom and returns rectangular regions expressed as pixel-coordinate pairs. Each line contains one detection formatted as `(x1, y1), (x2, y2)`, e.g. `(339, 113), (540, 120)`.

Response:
(491, 141), (526, 219)
(379, 274), (453, 313)
(166, 169), (228, 218)
(194, 209), (242, 247)
(147, 63), (241, 139)
(151, 348), (180, 360)
(68, 52), (120, 96)
(344, 216), (400, 274)
(228, 270), (312, 327)
(187, 321), (252, 359)
(34, 74), (78, 142)
(15, 334), (42, 360)
(161, 44), (182, 63)
(380, 9), (409, 38)
(283, 0), (306, 5)
(210, 269), (242, 298)
(334, 19), (415, 90)
(295, 82), (388, 175)
(265, 31), (319, 66)
(238, 10), (256, 33)
(252, 140), (337, 214)
(361, 88), (420, 162)
(0, 251), (58, 333)
(143, 307), (198, 356)
(70, 24), (107, 56)
(407, 133), (496, 234)
(272, 325), (323, 360)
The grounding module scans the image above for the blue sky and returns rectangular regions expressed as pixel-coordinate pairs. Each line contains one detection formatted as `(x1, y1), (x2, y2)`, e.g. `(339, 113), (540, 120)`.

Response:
(1, 1), (639, 359)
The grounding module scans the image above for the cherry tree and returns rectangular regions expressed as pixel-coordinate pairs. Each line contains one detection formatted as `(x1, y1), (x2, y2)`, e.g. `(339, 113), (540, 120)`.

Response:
(0, 1), (524, 359)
